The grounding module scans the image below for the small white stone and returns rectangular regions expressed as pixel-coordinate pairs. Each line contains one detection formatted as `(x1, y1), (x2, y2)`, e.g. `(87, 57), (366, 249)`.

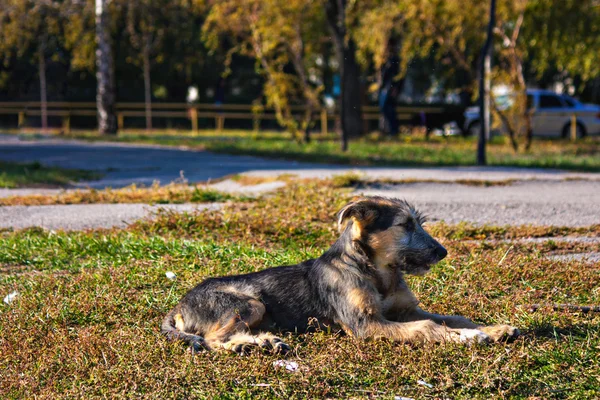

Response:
(3, 291), (19, 305)
(165, 271), (176, 280)
(417, 379), (433, 388)
(273, 360), (299, 372)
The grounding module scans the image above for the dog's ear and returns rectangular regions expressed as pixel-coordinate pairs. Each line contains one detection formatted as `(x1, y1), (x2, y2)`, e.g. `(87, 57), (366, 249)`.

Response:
(337, 199), (377, 238)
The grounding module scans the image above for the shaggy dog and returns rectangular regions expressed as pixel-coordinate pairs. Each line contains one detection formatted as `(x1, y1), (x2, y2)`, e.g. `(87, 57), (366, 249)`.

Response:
(162, 197), (519, 353)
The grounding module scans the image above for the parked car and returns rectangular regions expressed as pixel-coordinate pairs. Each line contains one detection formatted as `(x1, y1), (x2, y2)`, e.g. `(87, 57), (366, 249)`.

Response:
(463, 89), (600, 138)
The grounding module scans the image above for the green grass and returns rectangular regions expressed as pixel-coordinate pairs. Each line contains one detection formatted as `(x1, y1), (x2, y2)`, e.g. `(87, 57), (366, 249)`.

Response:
(0, 160), (100, 188)
(1, 182), (599, 398)
(40, 129), (600, 172)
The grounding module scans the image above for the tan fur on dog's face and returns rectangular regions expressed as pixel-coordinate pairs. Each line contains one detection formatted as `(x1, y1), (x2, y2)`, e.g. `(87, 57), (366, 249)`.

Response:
(338, 197), (447, 275)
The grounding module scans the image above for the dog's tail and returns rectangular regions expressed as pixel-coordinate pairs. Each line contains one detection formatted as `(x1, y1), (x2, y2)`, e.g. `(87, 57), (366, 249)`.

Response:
(161, 308), (209, 352)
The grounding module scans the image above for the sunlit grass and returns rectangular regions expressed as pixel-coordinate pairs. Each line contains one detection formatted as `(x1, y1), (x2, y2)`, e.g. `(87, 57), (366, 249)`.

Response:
(32, 128), (600, 172)
(1, 182), (599, 398)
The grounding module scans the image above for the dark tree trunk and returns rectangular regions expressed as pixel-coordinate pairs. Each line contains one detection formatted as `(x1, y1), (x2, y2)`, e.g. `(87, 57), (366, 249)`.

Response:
(95, 0), (117, 135)
(477, 0), (496, 165)
(303, 109), (313, 143)
(143, 42), (152, 131)
(524, 111), (533, 151)
(325, 0), (363, 151)
(38, 40), (48, 132)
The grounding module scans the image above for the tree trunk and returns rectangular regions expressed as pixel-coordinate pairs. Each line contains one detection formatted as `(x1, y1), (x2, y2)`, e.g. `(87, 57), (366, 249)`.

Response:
(477, 0), (496, 166)
(143, 42), (152, 131)
(95, 0), (117, 134)
(38, 40), (48, 132)
(303, 107), (313, 143)
(325, 0), (363, 151)
(492, 100), (519, 151)
(524, 110), (533, 151)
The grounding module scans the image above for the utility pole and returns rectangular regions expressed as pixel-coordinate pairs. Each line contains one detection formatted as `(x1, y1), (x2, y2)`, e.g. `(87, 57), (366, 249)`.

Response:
(478, 0), (496, 165)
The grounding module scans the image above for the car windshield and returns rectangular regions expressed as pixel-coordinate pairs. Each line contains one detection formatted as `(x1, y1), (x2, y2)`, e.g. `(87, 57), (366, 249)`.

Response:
(539, 94), (565, 108)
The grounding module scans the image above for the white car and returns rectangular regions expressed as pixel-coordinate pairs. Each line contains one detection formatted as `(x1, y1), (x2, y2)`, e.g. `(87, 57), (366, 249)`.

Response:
(463, 89), (600, 138)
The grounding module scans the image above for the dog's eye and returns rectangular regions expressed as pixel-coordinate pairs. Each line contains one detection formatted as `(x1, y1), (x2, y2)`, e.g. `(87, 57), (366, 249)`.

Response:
(395, 220), (414, 230)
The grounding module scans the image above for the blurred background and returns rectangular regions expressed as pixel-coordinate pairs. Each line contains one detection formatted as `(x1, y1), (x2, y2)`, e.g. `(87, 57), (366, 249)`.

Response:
(0, 0), (599, 159)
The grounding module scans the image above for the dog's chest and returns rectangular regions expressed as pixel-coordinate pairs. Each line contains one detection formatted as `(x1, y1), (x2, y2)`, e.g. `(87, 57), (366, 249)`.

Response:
(373, 266), (401, 296)
(380, 277), (419, 315)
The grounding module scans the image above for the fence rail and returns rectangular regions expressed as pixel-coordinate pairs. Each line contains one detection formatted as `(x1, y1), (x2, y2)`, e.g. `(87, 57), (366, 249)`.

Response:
(0, 101), (446, 134)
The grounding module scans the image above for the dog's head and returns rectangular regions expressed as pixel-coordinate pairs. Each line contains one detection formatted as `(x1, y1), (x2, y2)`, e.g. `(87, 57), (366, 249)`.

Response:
(337, 196), (447, 275)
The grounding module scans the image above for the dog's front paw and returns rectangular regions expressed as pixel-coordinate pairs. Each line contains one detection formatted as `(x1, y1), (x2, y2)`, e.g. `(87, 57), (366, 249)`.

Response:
(479, 325), (520, 342)
(260, 336), (291, 355)
(457, 329), (490, 344)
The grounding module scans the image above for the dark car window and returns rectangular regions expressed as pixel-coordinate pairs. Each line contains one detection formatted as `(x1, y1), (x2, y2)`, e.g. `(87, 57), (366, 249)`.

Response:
(562, 96), (576, 107)
(526, 95), (533, 110)
(539, 94), (565, 108)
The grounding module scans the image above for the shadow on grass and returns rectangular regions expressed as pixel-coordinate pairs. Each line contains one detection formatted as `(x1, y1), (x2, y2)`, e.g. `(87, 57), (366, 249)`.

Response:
(525, 322), (600, 340)
(0, 160), (102, 188)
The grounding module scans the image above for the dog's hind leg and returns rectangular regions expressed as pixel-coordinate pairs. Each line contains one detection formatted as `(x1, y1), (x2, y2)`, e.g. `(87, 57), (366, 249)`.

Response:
(202, 296), (290, 355)
(161, 307), (209, 352)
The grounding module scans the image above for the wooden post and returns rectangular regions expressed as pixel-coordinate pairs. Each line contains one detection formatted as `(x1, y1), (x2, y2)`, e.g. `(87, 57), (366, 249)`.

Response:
(217, 116), (224, 131)
(570, 114), (577, 140)
(190, 107), (198, 133)
(253, 115), (261, 132)
(62, 115), (71, 134)
(117, 113), (124, 131)
(321, 109), (328, 135)
(18, 112), (25, 128)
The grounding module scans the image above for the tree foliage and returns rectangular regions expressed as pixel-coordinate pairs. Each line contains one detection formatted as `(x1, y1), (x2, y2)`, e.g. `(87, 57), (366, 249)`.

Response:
(0, 0), (599, 146)
(203, 0), (324, 141)
(492, 0), (600, 151)
(0, 0), (64, 129)
(524, 0), (600, 82)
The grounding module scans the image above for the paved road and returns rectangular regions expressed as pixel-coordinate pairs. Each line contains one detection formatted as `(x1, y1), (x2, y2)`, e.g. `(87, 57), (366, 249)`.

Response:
(0, 134), (321, 188)
(1, 134), (599, 229)
(355, 181), (600, 227)
(243, 167), (600, 182)
(0, 203), (221, 230)
(2, 134), (598, 188)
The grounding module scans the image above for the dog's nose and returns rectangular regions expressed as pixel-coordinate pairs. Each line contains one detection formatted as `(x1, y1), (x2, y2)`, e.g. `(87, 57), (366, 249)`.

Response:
(436, 246), (448, 260)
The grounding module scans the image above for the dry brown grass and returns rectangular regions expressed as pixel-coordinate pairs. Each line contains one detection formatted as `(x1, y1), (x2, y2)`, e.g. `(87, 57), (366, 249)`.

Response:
(0, 182), (238, 206)
(230, 173), (298, 186)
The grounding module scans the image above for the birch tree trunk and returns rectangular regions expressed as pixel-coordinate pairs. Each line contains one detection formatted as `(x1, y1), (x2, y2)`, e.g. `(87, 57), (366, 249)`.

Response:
(38, 39), (48, 132)
(95, 0), (117, 134)
(143, 41), (152, 131)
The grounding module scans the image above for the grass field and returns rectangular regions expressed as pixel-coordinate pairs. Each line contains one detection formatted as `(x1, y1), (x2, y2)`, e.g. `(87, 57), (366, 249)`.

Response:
(0, 160), (100, 188)
(51, 129), (600, 172)
(1, 181), (599, 398)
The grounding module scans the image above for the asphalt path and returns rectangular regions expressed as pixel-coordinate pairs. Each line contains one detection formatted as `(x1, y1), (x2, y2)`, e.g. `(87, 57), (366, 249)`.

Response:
(0, 134), (321, 188)
(355, 180), (600, 227)
(3, 134), (598, 188)
(1, 134), (599, 229)
(0, 203), (221, 230)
